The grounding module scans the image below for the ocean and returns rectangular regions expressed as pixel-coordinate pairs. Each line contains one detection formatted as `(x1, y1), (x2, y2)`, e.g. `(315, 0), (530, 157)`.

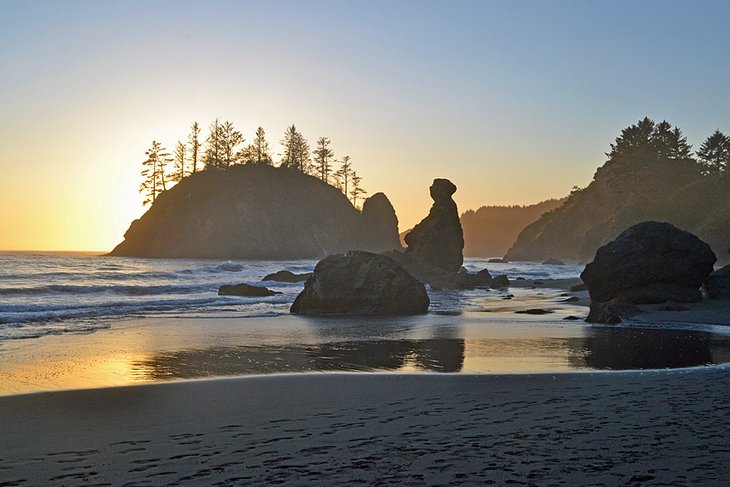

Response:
(0, 251), (581, 342)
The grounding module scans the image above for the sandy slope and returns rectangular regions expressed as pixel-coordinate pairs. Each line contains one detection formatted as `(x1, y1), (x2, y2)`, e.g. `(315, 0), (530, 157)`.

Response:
(1, 369), (729, 486)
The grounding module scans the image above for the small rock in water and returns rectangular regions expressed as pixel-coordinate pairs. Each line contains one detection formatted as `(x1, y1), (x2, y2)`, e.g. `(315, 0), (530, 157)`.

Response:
(262, 270), (312, 283)
(488, 258), (507, 263)
(561, 296), (580, 302)
(563, 315), (581, 321)
(515, 309), (553, 315)
(542, 258), (565, 265)
(219, 283), (282, 297)
(490, 275), (509, 289)
(570, 283), (588, 292)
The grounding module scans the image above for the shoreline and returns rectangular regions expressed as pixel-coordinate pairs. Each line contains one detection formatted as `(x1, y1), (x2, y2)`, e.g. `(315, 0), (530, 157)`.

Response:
(2, 369), (728, 485)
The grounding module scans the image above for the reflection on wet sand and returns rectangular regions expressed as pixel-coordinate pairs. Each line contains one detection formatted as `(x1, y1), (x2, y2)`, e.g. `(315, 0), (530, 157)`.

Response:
(132, 339), (466, 380)
(131, 326), (730, 382)
(568, 326), (728, 370)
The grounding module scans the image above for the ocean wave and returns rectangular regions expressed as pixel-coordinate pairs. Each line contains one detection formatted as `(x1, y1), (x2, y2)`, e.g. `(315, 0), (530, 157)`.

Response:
(0, 283), (216, 297)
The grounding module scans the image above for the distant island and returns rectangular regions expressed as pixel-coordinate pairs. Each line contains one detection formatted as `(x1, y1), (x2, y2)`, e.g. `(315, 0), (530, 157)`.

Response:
(110, 164), (401, 259)
(506, 118), (730, 264)
(111, 121), (402, 259)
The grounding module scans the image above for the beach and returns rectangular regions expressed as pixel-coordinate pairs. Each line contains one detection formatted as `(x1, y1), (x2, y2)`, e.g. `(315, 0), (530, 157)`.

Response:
(2, 368), (729, 486)
(2, 253), (730, 485)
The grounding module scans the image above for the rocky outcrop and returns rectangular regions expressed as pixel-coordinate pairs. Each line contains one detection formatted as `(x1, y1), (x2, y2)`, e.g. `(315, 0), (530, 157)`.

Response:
(357, 193), (402, 253)
(403, 179), (464, 274)
(219, 283), (281, 296)
(262, 270), (312, 283)
(290, 251), (429, 315)
(505, 151), (730, 264)
(581, 221), (716, 304)
(109, 165), (402, 259)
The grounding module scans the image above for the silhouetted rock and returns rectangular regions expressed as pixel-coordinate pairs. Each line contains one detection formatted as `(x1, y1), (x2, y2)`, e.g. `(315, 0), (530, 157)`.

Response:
(403, 179), (464, 275)
(262, 270), (312, 283)
(581, 222), (716, 304)
(707, 265), (730, 299)
(542, 258), (565, 265)
(290, 251), (429, 315)
(516, 309), (552, 315)
(586, 297), (641, 324)
(357, 193), (402, 252)
(109, 165), (402, 259)
(488, 258), (508, 263)
(219, 283), (281, 297)
(475, 268), (493, 285)
(490, 275), (509, 289)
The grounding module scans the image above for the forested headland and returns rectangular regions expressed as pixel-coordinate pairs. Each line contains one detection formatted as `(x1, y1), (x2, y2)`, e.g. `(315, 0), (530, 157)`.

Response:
(506, 118), (730, 263)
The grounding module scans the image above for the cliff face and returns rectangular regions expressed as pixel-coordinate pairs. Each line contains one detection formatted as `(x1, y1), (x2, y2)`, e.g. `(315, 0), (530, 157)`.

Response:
(110, 165), (402, 259)
(505, 158), (730, 264)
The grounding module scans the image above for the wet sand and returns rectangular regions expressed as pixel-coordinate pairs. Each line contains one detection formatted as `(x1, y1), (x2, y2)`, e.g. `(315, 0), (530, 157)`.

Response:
(1, 368), (729, 486)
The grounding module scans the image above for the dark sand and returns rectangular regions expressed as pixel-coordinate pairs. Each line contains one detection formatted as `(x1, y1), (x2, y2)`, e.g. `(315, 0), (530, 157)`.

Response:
(1, 369), (729, 486)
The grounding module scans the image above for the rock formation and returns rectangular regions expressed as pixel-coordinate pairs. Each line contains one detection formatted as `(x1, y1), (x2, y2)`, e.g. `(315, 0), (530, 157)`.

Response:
(109, 165), (402, 259)
(290, 251), (429, 315)
(219, 283), (281, 297)
(262, 270), (312, 283)
(581, 221), (717, 304)
(404, 179), (464, 274)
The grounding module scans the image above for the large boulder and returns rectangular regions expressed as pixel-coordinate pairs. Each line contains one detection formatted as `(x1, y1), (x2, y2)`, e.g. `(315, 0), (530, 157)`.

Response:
(403, 179), (464, 274)
(581, 221), (717, 304)
(290, 251), (429, 315)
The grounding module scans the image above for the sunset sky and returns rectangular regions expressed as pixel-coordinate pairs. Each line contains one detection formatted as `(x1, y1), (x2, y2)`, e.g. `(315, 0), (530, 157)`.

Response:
(2, 0), (730, 251)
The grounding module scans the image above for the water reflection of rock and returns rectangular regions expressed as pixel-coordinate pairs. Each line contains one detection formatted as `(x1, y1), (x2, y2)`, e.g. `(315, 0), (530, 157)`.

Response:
(311, 339), (465, 372)
(568, 327), (727, 370)
(132, 339), (465, 381)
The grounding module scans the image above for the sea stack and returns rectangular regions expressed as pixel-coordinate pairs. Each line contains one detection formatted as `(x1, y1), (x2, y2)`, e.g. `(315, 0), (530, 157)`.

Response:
(403, 178), (464, 275)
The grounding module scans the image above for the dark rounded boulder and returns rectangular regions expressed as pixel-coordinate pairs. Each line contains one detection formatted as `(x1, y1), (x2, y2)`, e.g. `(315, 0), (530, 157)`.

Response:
(581, 221), (716, 304)
(290, 251), (429, 315)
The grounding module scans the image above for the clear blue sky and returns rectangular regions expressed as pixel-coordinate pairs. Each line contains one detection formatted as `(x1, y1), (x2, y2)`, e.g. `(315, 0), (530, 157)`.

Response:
(1, 0), (729, 249)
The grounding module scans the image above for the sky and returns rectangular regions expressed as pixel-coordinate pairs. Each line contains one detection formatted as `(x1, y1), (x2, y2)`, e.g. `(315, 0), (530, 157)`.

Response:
(1, 0), (730, 251)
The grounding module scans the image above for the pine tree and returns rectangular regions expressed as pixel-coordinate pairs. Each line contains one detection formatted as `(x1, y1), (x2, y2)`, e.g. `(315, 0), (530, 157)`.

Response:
(350, 171), (366, 209)
(252, 126), (273, 165)
(313, 137), (334, 183)
(334, 155), (353, 197)
(139, 140), (170, 205)
(203, 118), (224, 170)
(697, 130), (730, 175)
(221, 121), (244, 167)
(188, 121), (202, 173)
(280, 124), (310, 172)
(171, 140), (186, 183)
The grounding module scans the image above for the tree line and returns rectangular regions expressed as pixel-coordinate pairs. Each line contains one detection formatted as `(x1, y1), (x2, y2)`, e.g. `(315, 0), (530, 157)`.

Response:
(607, 116), (730, 175)
(139, 120), (367, 207)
